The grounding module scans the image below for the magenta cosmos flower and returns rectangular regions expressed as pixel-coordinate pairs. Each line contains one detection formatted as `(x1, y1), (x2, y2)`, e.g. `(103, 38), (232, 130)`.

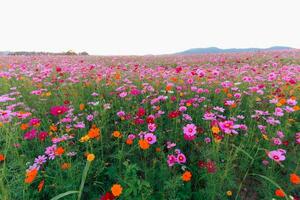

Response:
(50, 105), (68, 116)
(268, 149), (286, 162)
(167, 155), (177, 167)
(148, 123), (157, 132)
(219, 120), (239, 134)
(24, 129), (37, 140)
(183, 124), (197, 136)
(144, 133), (157, 144)
(176, 153), (187, 164)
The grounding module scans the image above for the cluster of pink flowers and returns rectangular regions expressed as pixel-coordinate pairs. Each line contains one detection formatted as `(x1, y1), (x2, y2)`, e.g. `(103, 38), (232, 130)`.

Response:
(167, 149), (187, 167)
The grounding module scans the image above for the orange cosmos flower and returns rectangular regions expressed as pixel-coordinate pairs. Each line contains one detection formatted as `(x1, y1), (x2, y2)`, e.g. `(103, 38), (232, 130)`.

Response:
(0, 154), (5, 161)
(112, 131), (122, 138)
(88, 126), (100, 139)
(50, 125), (57, 132)
(223, 88), (229, 93)
(275, 189), (285, 197)
(279, 98), (286, 105)
(182, 171), (192, 182)
(115, 73), (121, 80)
(61, 162), (71, 170)
(126, 139), (133, 145)
(20, 123), (29, 130)
(290, 173), (300, 185)
(293, 105), (300, 111)
(38, 179), (45, 192)
(211, 126), (220, 134)
(25, 168), (38, 184)
(139, 139), (150, 150)
(166, 85), (172, 91)
(55, 147), (65, 156)
(111, 184), (123, 197)
(87, 153), (95, 161)
(79, 103), (85, 111)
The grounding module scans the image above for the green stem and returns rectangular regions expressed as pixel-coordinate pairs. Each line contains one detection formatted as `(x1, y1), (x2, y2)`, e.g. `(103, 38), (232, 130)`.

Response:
(77, 161), (92, 200)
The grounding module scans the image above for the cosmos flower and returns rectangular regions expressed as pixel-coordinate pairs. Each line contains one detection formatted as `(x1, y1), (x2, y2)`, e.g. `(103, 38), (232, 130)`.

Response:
(268, 149), (286, 162)
(50, 105), (68, 116)
(144, 133), (157, 144)
(183, 124), (197, 137)
(24, 129), (37, 140)
(34, 155), (47, 165)
(147, 123), (156, 132)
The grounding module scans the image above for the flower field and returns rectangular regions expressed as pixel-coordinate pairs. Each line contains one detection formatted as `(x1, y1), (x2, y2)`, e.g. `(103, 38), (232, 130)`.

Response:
(0, 51), (299, 200)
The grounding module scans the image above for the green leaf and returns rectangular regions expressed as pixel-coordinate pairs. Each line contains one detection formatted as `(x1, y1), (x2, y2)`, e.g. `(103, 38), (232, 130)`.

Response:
(50, 191), (79, 200)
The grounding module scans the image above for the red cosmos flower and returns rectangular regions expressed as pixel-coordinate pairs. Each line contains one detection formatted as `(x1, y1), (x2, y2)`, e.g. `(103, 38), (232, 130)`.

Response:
(198, 160), (206, 168)
(168, 111), (180, 119)
(175, 66), (182, 73)
(56, 67), (62, 72)
(134, 118), (144, 125)
(100, 192), (115, 200)
(282, 141), (289, 146)
(146, 116), (155, 124)
(206, 161), (216, 173)
(137, 107), (146, 117)
(38, 131), (48, 141)
(170, 96), (177, 101)
(50, 106), (68, 116)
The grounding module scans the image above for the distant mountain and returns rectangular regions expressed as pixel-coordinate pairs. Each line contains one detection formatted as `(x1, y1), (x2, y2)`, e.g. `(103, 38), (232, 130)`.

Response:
(177, 46), (294, 54)
(0, 51), (89, 56)
(0, 51), (9, 55)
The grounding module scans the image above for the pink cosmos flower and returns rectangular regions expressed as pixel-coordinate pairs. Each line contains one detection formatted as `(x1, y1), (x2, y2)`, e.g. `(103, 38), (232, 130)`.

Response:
(119, 92), (127, 98)
(219, 120), (239, 134)
(130, 88), (141, 96)
(117, 111), (125, 117)
(167, 155), (177, 167)
(50, 105), (68, 116)
(61, 117), (72, 123)
(277, 131), (285, 138)
(166, 141), (176, 149)
(128, 134), (136, 140)
(203, 112), (216, 120)
(86, 114), (94, 121)
(144, 133), (157, 144)
(24, 129), (37, 140)
(274, 107), (284, 117)
(213, 106), (225, 113)
(295, 132), (300, 144)
(272, 138), (282, 145)
(179, 106), (187, 112)
(268, 149), (286, 162)
(74, 121), (85, 129)
(148, 123), (157, 132)
(266, 117), (280, 125)
(177, 153), (186, 164)
(234, 93), (241, 98)
(204, 137), (211, 143)
(29, 118), (41, 126)
(183, 124), (197, 137)
(287, 98), (297, 106)
(183, 114), (192, 121)
(34, 155), (47, 165)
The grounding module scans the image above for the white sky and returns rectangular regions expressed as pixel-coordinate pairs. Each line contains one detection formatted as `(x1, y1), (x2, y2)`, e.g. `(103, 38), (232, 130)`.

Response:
(1, 0), (300, 55)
